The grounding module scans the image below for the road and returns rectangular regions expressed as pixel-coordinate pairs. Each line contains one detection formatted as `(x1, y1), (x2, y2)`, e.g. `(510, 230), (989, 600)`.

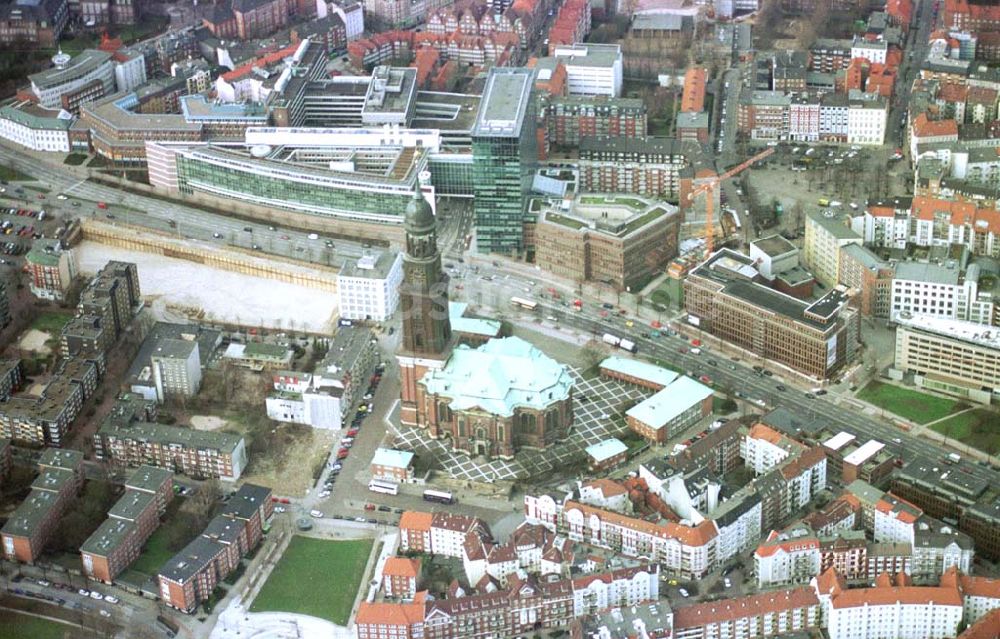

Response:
(0, 143), (459, 268)
(453, 264), (1000, 491)
(891, 0), (935, 151)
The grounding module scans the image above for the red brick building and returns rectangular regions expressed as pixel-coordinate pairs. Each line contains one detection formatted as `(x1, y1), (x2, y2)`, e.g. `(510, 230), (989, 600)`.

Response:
(1, 449), (84, 563)
(80, 465), (173, 583)
(158, 483), (271, 612)
(543, 96), (646, 148)
(203, 0), (292, 40)
(943, 0), (1000, 33)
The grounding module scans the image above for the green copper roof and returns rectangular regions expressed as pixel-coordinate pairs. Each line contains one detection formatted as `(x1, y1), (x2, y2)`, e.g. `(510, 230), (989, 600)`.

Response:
(421, 336), (573, 417)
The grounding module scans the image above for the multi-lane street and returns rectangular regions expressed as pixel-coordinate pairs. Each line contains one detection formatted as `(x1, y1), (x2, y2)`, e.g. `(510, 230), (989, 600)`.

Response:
(0, 143), (411, 266)
(453, 266), (1000, 491)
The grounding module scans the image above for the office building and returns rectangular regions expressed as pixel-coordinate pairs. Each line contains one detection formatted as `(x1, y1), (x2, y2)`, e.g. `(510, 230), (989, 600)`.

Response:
(890, 261), (996, 326)
(534, 195), (679, 290)
(28, 50), (116, 112)
(684, 250), (861, 379)
(25, 239), (77, 301)
(0, 101), (73, 153)
(893, 312), (1000, 402)
(472, 68), (537, 256)
(336, 251), (403, 321)
(547, 44), (623, 97)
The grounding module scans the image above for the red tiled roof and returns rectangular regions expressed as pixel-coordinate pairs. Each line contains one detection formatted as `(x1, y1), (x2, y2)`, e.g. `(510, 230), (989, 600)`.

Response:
(584, 478), (628, 498)
(673, 588), (818, 628)
(938, 82), (970, 103)
(400, 510), (433, 532)
(384, 556), (421, 579)
(681, 67), (706, 113)
(755, 532), (820, 558)
(958, 609), (1000, 639)
(221, 42), (300, 82)
(911, 113), (959, 138)
(356, 597), (426, 626)
(959, 574), (1000, 600)
(831, 583), (962, 609)
(747, 423), (787, 446)
(564, 500), (718, 547)
(815, 566), (846, 596)
(780, 446), (826, 481)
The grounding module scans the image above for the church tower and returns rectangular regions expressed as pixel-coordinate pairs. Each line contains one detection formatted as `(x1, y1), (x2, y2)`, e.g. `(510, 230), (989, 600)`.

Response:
(397, 188), (453, 430)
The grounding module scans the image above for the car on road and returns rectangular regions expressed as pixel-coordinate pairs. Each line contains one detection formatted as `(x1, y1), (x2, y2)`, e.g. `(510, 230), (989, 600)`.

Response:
(364, 503), (376, 511)
(37, 580), (50, 587)
(378, 505), (391, 512)
(280, 234), (290, 240)
(347, 428), (359, 437)
(325, 240), (334, 248)
(92, 201), (105, 209)
(105, 596), (119, 604)
(337, 449), (349, 459)
(763, 370), (773, 376)
(329, 462), (342, 471)
(252, 244), (261, 250)
(308, 233), (319, 240)
(602, 303), (614, 309)
(212, 232), (223, 238)
(679, 588), (690, 597)
(367, 518), (377, 524)
(804, 392), (815, 399)
(776, 384), (786, 391)
(57, 194), (67, 200)
(310, 510), (324, 518)
(354, 517), (367, 523)
(90, 592), (104, 600)
(815, 389), (827, 396)
(275, 506), (286, 513)
(99, 610), (111, 618)
(319, 491), (331, 498)
(724, 578), (732, 588)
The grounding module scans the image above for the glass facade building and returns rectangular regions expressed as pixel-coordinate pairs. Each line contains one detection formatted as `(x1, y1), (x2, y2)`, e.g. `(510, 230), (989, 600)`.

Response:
(428, 154), (475, 196)
(175, 146), (424, 224)
(471, 68), (537, 256)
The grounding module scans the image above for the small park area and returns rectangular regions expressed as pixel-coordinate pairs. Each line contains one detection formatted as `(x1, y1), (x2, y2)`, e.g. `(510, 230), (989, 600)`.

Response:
(250, 536), (373, 625)
(856, 381), (959, 424)
(929, 409), (1000, 457)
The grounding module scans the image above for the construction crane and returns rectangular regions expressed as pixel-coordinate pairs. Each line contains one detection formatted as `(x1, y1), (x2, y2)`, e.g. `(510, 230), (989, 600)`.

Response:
(689, 147), (775, 256)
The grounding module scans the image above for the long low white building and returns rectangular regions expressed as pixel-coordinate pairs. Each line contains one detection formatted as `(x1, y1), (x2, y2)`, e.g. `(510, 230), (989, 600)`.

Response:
(893, 312), (1000, 403)
(0, 101), (73, 153)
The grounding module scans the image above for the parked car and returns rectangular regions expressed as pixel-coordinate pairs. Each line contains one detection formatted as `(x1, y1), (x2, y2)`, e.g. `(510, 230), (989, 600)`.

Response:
(310, 510), (324, 518)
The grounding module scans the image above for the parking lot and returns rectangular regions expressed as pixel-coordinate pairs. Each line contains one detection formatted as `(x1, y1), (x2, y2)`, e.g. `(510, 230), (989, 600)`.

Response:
(391, 367), (650, 482)
(0, 205), (45, 259)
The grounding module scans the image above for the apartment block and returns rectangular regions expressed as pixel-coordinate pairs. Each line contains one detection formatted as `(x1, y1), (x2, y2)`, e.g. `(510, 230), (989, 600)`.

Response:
(543, 96), (646, 147)
(578, 135), (691, 199)
(151, 338), (202, 401)
(803, 210), (862, 289)
(673, 588), (820, 639)
(80, 465), (174, 583)
(159, 484), (271, 612)
(370, 448), (414, 483)
(25, 239), (78, 302)
(1, 449), (83, 563)
(96, 395), (247, 481)
(383, 556), (421, 599)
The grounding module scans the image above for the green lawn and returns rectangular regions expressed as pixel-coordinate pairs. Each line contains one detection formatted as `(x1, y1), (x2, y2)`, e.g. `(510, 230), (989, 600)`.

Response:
(250, 537), (373, 625)
(0, 165), (34, 182)
(0, 611), (80, 639)
(29, 312), (73, 335)
(63, 153), (88, 166)
(856, 381), (959, 424)
(929, 409), (1000, 456)
(131, 524), (180, 576)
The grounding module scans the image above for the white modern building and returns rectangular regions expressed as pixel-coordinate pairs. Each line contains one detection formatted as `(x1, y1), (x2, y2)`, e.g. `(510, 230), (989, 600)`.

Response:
(336, 252), (404, 322)
(846, 98), (888, 146)
(114, 50), (148, 93)
(551, 44), (624, 98)
(889, 261), (995, 325)
(893, 313), (1000, 402)
(0, 101), (73, 153)
(264, 372), (344, 431)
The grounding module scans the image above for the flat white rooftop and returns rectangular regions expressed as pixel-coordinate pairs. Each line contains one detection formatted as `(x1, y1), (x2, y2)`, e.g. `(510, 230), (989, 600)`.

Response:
(843, 440), (885, 466)
(823, 431), (856, 452)
(897, 312), (1000, 350)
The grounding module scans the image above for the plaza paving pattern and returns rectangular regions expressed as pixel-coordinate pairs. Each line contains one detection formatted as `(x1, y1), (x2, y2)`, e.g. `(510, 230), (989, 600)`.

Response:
(391, 368), (651, 480)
